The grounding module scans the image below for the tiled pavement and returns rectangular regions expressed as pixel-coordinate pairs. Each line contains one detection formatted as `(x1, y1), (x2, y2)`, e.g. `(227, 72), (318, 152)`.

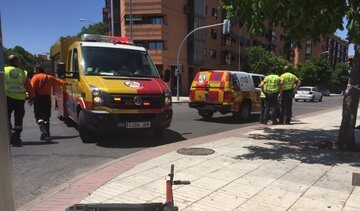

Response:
(80, 109), (360, 211)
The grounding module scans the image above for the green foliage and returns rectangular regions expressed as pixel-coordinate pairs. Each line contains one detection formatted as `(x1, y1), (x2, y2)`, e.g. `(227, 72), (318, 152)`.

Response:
(331, 62), (349, 91)
(3, 46), (36, 71)
(222, 1), (360, 46)
(300, 58), (331, 86)
(245, 46), (294, 75)
(76, 22), (107, 37)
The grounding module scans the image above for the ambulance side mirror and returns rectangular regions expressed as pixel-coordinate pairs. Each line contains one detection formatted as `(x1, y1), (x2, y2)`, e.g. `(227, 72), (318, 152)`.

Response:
(56, 62), (65, 78)
(163, 69), (171, 82)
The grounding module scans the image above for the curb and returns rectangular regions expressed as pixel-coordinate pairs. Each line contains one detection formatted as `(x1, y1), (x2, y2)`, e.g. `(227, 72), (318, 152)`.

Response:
(19, 106), (342, 211)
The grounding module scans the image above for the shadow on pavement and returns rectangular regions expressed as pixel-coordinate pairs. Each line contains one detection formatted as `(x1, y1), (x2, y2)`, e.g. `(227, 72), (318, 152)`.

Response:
(22, 141), (59, 145)
(48, 135), (79, 141)
(234, 127), (360, 167)
(196, 114), (260, 125)
(96, 129), (186, 148)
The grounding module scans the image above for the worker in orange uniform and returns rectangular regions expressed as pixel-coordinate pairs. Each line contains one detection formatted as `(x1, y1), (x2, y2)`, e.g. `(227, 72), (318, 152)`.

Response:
(31, 65), (67, 140)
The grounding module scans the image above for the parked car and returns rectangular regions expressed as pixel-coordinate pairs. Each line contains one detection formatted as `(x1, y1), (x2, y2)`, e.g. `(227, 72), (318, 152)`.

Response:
(319, 88), (331, 96)
(294, 86), (323, 102)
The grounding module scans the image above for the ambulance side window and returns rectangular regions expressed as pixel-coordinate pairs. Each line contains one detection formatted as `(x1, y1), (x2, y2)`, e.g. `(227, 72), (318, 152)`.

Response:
(72, 48), (79, 73)
(252, 76), (261, 87)
(67, 50), (72, 71)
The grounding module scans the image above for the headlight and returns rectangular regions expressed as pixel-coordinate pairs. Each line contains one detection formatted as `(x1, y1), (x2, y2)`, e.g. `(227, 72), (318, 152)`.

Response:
(164, 87), (172, 106)
(91, 86), (104, 106)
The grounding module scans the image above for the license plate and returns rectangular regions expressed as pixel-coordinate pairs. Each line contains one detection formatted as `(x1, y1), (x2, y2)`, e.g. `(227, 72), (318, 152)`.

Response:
(126, 122), (151, 129)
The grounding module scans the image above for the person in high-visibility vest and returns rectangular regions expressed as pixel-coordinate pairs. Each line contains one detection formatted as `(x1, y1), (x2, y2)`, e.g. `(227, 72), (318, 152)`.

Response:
(279, 66), (301, 124)
(31, 65), (67, 140)
(259, 68), (282, 125)
(259, 90), (266, 124)
(5, 55), (34, 147)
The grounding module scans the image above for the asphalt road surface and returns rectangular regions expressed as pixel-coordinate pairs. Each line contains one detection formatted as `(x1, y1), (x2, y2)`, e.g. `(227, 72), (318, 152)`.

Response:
(11, 95), (342, 208)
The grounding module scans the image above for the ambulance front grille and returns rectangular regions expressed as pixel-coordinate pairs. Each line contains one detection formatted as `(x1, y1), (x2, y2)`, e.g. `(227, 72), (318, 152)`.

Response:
(104, 94), (164, 109)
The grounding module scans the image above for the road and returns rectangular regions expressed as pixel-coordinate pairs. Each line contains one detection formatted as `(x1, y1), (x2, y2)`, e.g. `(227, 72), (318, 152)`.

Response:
(12, 95), (342, 208)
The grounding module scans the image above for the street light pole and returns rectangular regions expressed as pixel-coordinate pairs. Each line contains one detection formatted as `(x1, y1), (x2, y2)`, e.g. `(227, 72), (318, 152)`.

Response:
(0, 12), (15, 211)
(129, 0), (133, 39)
(176, 22), (225, 101)
(238, 23), (246, 71)
(111, 0), (115, 36)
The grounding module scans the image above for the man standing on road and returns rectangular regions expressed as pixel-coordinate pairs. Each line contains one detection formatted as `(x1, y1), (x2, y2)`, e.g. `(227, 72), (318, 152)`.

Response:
(5, 55), (34, 147)
(259, 68), (282, 125)
(279, 66), (301, 124)
(31, 65), (67, 140)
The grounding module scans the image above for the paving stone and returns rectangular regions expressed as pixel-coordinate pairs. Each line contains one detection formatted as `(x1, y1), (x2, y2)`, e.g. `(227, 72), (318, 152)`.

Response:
(235, 200), (288, 211)
(190, 176), (230, 191)
(248, 186), (302, 208)
(289, 197), (343, 211)
(345, 187), (360, 208)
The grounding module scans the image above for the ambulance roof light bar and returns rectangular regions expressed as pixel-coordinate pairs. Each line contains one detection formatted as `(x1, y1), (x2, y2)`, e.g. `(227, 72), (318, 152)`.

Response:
(81, 34), (133, 45)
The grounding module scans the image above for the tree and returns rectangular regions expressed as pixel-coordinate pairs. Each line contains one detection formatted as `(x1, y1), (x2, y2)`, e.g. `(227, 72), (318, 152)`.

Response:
(222, 0), (360, 150)
(331, 62), (350, 92)
(245, 46), (294, 75)
(76, 22), (107, 37)
(301, 58), (331, 86)
(3, 46), (36, 71)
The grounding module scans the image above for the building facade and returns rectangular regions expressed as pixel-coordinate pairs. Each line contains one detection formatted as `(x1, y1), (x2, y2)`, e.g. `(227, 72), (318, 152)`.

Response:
(111, 0), (348, 95)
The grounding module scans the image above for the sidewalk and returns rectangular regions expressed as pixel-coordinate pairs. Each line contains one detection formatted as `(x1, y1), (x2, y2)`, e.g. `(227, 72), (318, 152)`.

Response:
(172, 96), (189, 103)
(24, 108), (360, 211)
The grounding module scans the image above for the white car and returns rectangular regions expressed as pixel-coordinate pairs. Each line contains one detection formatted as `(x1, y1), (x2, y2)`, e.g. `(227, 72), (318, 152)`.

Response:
(294, 86), (323, 102)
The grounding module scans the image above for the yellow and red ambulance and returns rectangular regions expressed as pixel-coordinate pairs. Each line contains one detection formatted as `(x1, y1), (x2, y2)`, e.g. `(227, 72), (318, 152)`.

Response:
(189, 70), (264, 120)
(50, 34), (172, 143)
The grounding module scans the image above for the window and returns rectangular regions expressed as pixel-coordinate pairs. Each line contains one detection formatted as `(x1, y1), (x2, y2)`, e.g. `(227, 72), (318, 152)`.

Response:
(67, 50), (72, 71)
(134, 41), (145, 47)
(72, 48), (79, 72)
(150, 17), (164, 24)
(211, 8), (218, 18)
(204, 48), (207, 57)
(211, 29), (217, 40)
(205, 5), (208, 15)
(148, 41), (164, 50)
(252, 76), (261, 87)
(210, 49), (217, 59)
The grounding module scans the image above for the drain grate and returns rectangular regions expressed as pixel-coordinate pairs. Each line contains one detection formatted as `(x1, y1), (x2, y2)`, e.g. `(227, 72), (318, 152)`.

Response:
(177, 147), (215, 156)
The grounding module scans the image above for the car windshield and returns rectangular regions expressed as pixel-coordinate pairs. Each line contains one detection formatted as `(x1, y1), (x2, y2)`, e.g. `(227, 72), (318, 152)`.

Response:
(81, 47), (160, 78)
(298, 87), (312, 91)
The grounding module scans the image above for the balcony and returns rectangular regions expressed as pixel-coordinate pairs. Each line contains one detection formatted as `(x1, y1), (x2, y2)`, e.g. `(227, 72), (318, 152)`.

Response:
(125, 24), (168, 40)
(125, 0), (162, 14)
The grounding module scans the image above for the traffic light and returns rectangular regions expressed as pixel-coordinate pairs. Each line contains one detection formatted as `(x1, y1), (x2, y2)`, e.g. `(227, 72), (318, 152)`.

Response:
(175, 65), (183, 77)
(223, 19), (230, 34)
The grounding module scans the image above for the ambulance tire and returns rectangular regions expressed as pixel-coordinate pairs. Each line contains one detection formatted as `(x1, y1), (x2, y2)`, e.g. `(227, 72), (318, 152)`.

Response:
(238, 102), (251, 121)
(199, 110), (214, 120)
(78, 110), (97, 143)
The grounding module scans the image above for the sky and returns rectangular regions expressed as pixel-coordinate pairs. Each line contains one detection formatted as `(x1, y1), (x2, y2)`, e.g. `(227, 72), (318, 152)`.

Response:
(0, 0), (103, 54)
(0, 0), (355, 56)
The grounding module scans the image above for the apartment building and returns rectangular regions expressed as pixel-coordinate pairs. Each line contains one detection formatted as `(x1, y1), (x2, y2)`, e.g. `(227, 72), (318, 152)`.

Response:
(109, 0), (348, 95)
(293, 34), (348, 68)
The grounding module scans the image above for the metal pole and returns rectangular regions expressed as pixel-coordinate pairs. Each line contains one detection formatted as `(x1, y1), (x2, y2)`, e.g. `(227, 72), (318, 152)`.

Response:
(176, 22), (224, 101)
(238, 24), (246, 71)
(0, 12), (15, 211)
(111, 0), (114, 36)
(129, 0), (133, 39)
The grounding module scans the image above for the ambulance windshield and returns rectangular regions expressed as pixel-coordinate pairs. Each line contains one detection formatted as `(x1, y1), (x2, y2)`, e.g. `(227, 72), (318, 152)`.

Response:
(82, 47), (160, 78)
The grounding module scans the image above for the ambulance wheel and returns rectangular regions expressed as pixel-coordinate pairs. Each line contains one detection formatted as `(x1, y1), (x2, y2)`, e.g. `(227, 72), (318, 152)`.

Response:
(238, 102), (251, 121)
(199, 110), (214, 119)
(78, 110), (97, 143)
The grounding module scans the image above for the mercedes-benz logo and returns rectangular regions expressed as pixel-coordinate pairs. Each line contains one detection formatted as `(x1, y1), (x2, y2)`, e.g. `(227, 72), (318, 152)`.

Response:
(134, 96), (142, 106)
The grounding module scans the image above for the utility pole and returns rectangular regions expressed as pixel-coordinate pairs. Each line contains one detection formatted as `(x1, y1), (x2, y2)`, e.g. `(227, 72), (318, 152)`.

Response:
(0, 12), (15, 211)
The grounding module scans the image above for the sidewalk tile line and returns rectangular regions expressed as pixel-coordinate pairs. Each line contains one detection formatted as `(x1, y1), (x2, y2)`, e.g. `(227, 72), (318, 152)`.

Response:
(286, 164), (335, 210)
(341, 181), (356, 210)
(182, 159), (275, 210)
(232, 162), (303, 210)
